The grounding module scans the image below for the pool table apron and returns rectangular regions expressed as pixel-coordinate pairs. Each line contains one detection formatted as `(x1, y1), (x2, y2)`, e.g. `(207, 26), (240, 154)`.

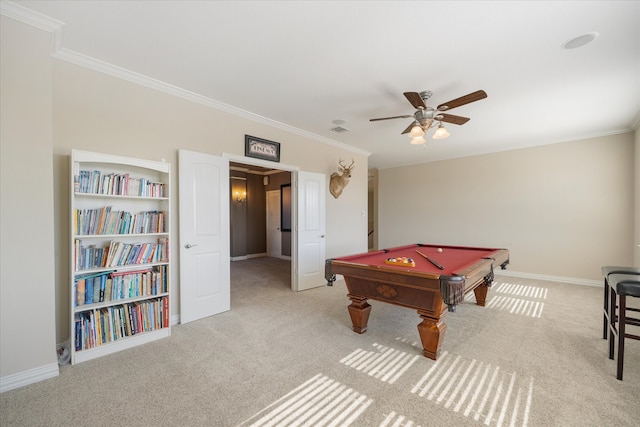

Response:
(326, 248), (509, 360)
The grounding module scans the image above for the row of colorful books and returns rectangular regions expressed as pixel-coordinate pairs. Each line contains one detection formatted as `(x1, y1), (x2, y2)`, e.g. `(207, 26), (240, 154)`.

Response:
(74, 237), (169, 271)
(73, 206), (166, 236)
(74, 297), (169, 351)
(74, 170), (165, 198)
(74, 265), (168, 307)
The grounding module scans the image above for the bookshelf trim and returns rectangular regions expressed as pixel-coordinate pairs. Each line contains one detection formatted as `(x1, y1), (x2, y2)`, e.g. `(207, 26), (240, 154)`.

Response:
(72, 328), (170, 364)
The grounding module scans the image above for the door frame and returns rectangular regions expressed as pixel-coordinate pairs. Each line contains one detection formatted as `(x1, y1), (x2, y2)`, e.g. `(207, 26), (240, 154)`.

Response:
(223, 153), (299, 291)
(266, 189), (282, 258)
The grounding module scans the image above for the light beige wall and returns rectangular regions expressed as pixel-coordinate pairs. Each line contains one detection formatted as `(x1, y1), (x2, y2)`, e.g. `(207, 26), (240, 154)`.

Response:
(379, 133), (634, 281)
(50, 60), (369, 342)
(1, 17), (58, 379)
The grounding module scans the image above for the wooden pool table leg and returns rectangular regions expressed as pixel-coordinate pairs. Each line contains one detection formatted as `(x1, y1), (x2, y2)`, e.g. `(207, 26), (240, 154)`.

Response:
(474, 283), (489, 306)
(347, 294), (371, 334)
(417, 310), (447, 360)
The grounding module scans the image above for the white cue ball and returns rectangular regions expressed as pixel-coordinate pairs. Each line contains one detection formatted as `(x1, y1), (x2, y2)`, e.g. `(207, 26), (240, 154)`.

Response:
(437, 248), (443, 253)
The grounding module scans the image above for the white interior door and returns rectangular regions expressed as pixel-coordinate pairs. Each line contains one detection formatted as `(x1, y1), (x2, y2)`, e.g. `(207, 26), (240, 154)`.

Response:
(295, 171), (326, 291)
(178, 150), (230, 324)
(266, 190), (281, 258)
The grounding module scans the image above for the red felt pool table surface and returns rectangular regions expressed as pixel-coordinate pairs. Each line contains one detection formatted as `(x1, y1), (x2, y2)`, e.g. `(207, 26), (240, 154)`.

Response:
(331, 244), (505, 277)
(325, 243), (510, 360)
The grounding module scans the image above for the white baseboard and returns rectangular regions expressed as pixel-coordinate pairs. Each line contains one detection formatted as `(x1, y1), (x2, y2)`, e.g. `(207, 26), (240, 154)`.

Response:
(231, 253), (291, 261)
(246, 253), (267, 259)
(0, 362), (59, 394)
(495, 270), (601, 287)
(231, 253), (267, 261)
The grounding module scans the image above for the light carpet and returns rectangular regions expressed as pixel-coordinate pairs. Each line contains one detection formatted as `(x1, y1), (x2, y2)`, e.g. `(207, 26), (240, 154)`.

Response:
(1, 257), (639, 426)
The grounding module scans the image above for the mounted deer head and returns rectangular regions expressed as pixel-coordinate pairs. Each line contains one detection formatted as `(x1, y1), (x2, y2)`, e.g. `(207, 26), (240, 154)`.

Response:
(329, 158), (355, 199)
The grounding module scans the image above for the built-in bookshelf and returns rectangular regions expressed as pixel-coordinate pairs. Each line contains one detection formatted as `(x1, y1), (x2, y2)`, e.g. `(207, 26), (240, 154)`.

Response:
(70, 149), (171, 364)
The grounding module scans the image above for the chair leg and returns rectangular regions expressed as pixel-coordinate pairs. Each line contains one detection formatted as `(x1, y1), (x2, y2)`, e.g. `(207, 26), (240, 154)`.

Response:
(609, 287), (616, 360)
(617, 295), (626, 381)
(603, 277), (609, 339)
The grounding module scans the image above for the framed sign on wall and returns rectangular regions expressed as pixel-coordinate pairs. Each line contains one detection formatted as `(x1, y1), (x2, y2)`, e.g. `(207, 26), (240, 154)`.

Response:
(245, 135), (280, 162)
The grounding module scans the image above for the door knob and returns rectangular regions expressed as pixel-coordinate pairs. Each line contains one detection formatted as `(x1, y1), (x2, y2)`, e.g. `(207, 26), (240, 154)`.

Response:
(184, 243), (198, 249)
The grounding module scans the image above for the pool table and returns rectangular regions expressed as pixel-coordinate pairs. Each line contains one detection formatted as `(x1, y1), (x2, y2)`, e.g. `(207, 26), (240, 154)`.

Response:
(325, 243), (509, 360)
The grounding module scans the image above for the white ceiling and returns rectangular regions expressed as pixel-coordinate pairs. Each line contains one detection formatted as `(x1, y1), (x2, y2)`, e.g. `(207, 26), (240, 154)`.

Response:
(8, 1), (640, 170)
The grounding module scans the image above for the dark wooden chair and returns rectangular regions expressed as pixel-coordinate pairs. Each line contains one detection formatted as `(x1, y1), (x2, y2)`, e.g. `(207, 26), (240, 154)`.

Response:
(607, 273), (640, 380)
(601, 266), (640, 340)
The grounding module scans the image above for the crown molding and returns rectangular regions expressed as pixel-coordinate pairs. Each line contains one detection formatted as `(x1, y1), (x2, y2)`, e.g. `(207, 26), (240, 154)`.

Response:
(53, 49), (370, 157)
(1, 1), (370, 158)
(1, 0), (64, 52)
(1, 1), (63, 31)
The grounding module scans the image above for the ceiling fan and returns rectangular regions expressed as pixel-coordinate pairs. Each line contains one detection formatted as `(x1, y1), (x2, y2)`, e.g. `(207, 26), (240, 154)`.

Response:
(370, 89), (487, 143)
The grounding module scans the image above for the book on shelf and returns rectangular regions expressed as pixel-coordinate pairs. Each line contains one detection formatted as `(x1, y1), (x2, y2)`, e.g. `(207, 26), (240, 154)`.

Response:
(163, 297), (169, 327)
(95, 310), (103, 346)
(74, 271), (114, 307)
(73, 296), (169, 352)
(74, 208), (167, 236)
(98, 274), (106, 302)
(93, 276), (99, 304)
(135, 243), (149, 264)
(126, 244), (141, 265)
(85, 277), (94, 305)
(75, 169), (165, 198)
(74, 266), (166, 308)
(74, 317), (81, 351)
(105, 277), (112, 301)
(76, 279), (85, 306)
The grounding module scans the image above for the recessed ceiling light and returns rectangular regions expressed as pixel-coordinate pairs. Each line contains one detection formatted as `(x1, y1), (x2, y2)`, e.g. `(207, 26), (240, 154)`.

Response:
(332, 119), (346, 125)
(562, 32), (599, 50)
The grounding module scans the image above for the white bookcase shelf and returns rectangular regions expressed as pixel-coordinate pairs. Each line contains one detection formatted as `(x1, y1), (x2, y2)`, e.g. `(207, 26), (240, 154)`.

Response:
(70, 149), (171, 364)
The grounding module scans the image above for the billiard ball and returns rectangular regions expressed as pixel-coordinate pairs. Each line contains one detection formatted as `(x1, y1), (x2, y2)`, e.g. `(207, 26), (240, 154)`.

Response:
(437, 248), (443, 253)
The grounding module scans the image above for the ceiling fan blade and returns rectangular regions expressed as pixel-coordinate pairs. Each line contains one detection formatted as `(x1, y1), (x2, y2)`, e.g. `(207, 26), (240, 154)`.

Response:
(438, 113), (470, 125)
(370, 115), (412, 122)
(437, 90), (487, 111)
(401, 122), (417, 135)
(404, 92), (426, 109)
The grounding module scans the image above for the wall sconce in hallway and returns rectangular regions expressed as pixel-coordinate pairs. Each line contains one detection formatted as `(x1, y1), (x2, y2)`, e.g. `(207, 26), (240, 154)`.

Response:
(234, 190), (247, 203)
(231, 176), (247, 204)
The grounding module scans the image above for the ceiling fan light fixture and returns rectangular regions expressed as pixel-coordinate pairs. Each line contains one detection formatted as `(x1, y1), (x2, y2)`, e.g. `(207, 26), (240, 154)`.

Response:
(410, 135), (426, 145)
(370, 88), (486, 145)
(432, 123), (450, 139)
(409, 124), (425, 137)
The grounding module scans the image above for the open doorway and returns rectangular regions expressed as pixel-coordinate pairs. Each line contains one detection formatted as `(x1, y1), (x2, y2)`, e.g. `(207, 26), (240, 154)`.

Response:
(229, 161), (292, 291)
(179, 150), (327, 324)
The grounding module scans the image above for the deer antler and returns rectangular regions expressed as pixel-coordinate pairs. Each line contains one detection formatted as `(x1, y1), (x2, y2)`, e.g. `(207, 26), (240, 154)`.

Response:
(338, 159), (355, 169)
